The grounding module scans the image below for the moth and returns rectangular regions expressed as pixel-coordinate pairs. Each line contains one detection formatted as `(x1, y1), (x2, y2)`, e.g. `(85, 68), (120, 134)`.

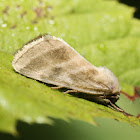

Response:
(12, 34), (124, 112)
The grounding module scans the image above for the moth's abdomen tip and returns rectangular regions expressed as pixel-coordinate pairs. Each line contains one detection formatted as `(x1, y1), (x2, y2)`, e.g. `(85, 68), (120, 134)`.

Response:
(12, 61), (20, 72)
(12, 58), (17, 70)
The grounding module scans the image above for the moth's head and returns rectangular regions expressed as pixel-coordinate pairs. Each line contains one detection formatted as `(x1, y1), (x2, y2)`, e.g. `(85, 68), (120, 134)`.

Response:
(92, 66), (120, 104)
(96, 66), (120, 93)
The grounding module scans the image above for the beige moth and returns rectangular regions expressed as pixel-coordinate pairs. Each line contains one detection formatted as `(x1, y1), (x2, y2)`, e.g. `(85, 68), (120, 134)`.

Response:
(12, 34), (123, 112)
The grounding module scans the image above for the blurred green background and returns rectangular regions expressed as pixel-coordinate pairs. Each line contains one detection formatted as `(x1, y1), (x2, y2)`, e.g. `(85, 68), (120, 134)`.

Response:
(0, 0), (140, 140)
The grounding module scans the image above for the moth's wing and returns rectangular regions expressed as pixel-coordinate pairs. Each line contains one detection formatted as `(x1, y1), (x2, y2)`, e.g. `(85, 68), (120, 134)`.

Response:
(12, 35), (117, 95)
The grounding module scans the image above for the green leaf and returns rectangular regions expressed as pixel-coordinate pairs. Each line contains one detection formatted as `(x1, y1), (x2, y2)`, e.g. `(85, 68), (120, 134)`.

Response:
(0, 0), (140, 134)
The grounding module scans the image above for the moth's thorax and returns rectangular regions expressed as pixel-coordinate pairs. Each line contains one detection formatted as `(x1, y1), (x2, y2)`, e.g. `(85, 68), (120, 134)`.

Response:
(95, 66), (120, 95)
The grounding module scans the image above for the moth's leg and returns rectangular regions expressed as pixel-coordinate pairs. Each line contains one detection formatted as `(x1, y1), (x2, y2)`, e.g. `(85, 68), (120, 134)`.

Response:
(103, 99), (124, 112)
(51, 86), (64, 90)
(64, 89), (78, 94)
(110, 102), (124, 112)
(104, 99), (133, 116)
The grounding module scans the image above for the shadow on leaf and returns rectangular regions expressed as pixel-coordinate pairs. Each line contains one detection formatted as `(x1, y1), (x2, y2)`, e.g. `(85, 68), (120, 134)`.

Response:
(0, 118), (97, 140)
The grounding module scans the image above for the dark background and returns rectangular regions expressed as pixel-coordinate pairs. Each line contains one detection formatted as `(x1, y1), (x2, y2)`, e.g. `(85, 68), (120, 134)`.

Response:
(119, 0), (140, 19)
